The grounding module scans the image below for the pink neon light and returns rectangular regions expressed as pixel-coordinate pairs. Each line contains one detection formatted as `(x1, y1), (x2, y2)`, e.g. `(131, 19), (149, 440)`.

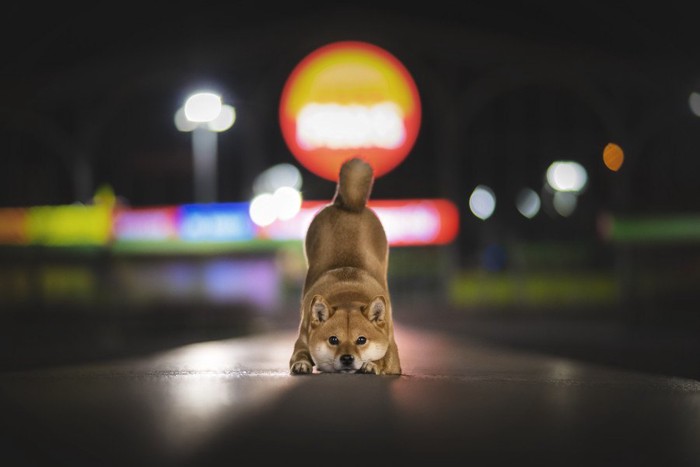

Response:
(258, 199), (459, 246)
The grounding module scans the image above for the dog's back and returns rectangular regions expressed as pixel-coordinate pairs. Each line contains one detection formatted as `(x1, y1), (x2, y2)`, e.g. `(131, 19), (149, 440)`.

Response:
(303, 158), (388, 293)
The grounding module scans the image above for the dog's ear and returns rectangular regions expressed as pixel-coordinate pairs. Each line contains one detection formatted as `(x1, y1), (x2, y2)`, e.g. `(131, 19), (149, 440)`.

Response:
(366, 296), (387, 323)
(310, 295), (331, 324)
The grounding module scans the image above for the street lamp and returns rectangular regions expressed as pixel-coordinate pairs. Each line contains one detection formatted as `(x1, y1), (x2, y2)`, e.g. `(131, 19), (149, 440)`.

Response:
(174, 91), (236, 203)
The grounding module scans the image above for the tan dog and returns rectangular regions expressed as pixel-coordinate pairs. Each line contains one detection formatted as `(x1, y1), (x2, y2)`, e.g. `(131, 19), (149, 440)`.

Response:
(289, 158), (401, 375)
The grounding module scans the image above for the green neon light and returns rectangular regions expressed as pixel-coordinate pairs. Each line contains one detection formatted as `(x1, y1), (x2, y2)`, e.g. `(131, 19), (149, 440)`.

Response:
(609, 216), (700, 243)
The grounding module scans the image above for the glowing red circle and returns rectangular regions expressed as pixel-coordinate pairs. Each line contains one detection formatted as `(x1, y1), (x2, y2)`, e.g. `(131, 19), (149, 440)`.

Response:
(279, 41), (421, 181)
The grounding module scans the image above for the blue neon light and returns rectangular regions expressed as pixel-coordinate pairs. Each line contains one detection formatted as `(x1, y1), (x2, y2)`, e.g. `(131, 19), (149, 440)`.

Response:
(179, 203), (256, 242)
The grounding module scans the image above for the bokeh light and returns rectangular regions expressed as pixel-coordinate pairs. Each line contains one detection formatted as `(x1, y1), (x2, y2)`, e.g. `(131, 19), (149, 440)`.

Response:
(553, 191), (578, 217)
(688, 91), (700, 117)
(272, 187), (302, 221)
(249, 193), (277, 227)
(546, 161), (588, 192)
(279, 41), (421, 181)
(174, 107), (198, 132)
(176, 100), (235, 133)
(249, 187), (303, 227)
(253, 164), (303, 195)
(469, 185), (496, 220)
(515, 188), (541, 219)
(184, 92), (222, 122)
(603, 142), (624, 172)
(207, 105), (236, 132)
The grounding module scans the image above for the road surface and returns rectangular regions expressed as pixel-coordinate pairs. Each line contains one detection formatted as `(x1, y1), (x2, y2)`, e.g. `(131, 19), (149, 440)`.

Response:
(1, 319), (699, 466)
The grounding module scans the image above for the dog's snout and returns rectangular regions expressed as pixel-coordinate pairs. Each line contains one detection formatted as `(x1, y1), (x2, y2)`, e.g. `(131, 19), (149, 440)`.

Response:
(340, 354), (354, 366)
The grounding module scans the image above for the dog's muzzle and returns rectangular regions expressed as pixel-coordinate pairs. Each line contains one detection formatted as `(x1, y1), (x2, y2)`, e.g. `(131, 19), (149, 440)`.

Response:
(339, 354), (355, 371)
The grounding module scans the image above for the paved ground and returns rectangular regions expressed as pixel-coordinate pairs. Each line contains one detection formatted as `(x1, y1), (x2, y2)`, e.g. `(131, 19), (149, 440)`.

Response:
(1, 315), (700, 466)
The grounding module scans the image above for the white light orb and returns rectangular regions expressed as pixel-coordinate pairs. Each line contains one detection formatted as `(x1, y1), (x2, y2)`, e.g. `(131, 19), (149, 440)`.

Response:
(174, 107), (198, 132)
(516, 188), (541, 219)
(249, 193), (277, 227)
(273, 186), (303, 220)
(689, 92), (700, 117)
(553, 191), (578, 217)
(469, 185), (496, 220)
(546, 161), (588, 192)
(253, 163), (303, 195)
(207, 105), (236, 132)
(184, 92), (222, 123)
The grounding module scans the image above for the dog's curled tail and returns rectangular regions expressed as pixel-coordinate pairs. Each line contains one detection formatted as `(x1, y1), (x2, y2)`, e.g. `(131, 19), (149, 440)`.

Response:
(333, 157), (374, 212)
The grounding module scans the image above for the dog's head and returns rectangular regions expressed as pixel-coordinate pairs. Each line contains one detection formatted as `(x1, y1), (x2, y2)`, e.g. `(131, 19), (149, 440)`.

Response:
(307, 295), (390, 373)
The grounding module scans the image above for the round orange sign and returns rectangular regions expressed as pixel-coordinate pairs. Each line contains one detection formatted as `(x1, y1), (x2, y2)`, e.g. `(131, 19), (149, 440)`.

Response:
(279, 41), (421, 181)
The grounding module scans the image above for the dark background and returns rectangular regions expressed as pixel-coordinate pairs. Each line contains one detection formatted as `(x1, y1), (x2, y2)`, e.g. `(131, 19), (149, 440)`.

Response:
(3, 1), (698, 209)
(2, 1), (700, 330)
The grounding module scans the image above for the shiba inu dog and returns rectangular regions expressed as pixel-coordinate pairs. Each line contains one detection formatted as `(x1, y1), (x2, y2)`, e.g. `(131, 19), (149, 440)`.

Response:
(289, 158), (401, 375)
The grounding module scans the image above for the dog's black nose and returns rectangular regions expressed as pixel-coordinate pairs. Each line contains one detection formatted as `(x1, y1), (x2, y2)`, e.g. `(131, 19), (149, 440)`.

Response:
(340, 354), (354, 366)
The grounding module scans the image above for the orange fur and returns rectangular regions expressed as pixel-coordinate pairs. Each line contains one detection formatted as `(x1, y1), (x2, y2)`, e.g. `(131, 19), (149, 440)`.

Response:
(289, 158), (401, 375)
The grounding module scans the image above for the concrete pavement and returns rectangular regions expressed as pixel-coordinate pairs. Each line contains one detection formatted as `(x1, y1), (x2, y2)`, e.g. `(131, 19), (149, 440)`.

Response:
(1, 320), (700, 466)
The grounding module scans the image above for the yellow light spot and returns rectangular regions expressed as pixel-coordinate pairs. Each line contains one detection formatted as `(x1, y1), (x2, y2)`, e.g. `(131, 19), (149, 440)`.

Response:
(603, 143), (624, 172)
(93, 183), (116, 206)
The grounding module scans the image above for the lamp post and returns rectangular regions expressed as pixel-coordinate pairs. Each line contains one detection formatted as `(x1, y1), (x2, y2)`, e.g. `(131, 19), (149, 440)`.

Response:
(174, 91), (236, 203)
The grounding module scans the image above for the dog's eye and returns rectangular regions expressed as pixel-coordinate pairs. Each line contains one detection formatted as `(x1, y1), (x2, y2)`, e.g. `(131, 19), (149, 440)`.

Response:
(328, 336), (339, 345)
(356, 336), (367, 345)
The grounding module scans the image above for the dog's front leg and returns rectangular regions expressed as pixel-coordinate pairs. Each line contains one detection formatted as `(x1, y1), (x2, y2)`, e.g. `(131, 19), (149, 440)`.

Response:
(358, 344), (402, 375)
(289, 335), (314, 374)
(358, 361), (380, 374)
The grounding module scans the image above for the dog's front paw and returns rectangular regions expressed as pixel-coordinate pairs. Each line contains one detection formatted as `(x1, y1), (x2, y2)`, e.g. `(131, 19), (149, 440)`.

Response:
(357, 362), (380, 374)
(290, 361), (313, 375)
